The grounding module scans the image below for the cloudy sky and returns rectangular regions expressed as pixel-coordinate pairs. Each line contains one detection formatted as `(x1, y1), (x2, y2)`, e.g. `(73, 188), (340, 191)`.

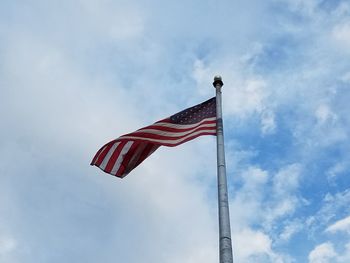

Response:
(1, 0), (350, 262)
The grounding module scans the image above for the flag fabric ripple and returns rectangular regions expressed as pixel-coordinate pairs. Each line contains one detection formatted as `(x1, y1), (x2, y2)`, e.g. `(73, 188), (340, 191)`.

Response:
(91, 97), (217, 178)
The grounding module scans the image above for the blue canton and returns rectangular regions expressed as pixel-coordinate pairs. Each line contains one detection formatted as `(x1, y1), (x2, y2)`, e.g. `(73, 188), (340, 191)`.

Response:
(170, 97), (216, 124)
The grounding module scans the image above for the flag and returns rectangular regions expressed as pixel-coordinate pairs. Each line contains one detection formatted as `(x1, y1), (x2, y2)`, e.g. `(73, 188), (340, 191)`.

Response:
(91, 97), (217, 178)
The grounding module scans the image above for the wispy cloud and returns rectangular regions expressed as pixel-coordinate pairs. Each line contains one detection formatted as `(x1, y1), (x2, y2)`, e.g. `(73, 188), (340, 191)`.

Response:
(326, 215), (350, 234)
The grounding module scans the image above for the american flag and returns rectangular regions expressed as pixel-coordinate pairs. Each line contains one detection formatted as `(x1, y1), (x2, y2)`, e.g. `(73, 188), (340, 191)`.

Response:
(91, 97), (217, 178)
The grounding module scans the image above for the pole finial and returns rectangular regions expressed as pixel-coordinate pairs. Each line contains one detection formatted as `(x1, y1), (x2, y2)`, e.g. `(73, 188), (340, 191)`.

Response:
(213, 75), (224, 87)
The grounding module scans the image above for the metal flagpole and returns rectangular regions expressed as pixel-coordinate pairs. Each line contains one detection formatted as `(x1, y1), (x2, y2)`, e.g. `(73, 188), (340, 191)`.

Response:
(213, 76), (234, 263)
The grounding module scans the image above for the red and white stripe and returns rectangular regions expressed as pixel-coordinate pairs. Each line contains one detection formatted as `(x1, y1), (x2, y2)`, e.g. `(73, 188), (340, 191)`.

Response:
(91, 116), (216, 178)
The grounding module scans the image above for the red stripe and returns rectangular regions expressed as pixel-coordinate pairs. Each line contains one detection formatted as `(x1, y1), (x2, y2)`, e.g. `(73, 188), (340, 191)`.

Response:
(140, 121), (216, 133)
(165, 131), (216, 147)
(91, 145), (106, 165)
(122, 119), (216, 135)
(118, 143), (159, 177)
(119, 142), (148, 177)
(133, 144), (157, 169)
(116, 131), (217, 148)
(114, 141), (140, 177)
(123, 126), (216, 142)
(104, 141), (127, 174)
(93, 141), (115, 166)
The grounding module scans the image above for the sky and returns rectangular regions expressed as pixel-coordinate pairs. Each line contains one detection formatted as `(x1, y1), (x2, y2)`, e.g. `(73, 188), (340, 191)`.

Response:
(1, 0), (350, 262)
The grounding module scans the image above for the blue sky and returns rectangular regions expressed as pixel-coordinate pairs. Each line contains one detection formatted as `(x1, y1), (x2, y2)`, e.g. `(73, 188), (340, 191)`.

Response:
(1, 0), (350, 262)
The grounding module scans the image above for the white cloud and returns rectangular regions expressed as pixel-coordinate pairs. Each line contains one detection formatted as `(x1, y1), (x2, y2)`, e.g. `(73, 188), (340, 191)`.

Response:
(327, 162), (347, 180)
(228, 164), (304, 261)
(333, 2), (350, 18)
(230, 163), (303, 231)
(233, 228), (282, 263)
(340, 71), (350, 83)
(306, 190), (350, 237)
(277, 0), (319, 16)
(273, 164), (301, 196)
(242, 166), (269, 186)
(0, 236), (16, 255)
(229, 166), (269, 229)
(225, 77), (269, 118)
(78, 0), (145, 41)
(0, 7), (219, 263)
(309, 242), (337, 263)
(326, 215), (350, 234)
(308, 242), (350, 263)
(315, 104), (337, 125)
(332, 21), (350, 50)
(261, 109), (276, 135)
(341, 243), (350, 262)
(279, 220), (303, 242)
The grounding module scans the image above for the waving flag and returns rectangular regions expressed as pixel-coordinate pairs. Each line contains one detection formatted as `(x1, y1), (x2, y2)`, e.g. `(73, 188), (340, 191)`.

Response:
(91, 97), (217, 178)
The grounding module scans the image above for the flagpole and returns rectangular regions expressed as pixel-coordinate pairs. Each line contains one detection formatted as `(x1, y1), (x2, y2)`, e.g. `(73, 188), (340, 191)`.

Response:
(213, 76), (234, 263)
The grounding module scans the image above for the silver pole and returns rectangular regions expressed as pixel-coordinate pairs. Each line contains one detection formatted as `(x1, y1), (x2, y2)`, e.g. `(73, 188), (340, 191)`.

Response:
(213, 76), (233, 263)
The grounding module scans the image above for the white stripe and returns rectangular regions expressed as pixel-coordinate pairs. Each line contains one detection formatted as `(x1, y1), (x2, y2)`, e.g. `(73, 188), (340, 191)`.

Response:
(120, 129), (216, 145)
(99, 142), (120, 170)
(133, 123), (216, 137)
(94, 145), (108, 164)
(150, 117), (216, 129)
(111, 141), (134, 175)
